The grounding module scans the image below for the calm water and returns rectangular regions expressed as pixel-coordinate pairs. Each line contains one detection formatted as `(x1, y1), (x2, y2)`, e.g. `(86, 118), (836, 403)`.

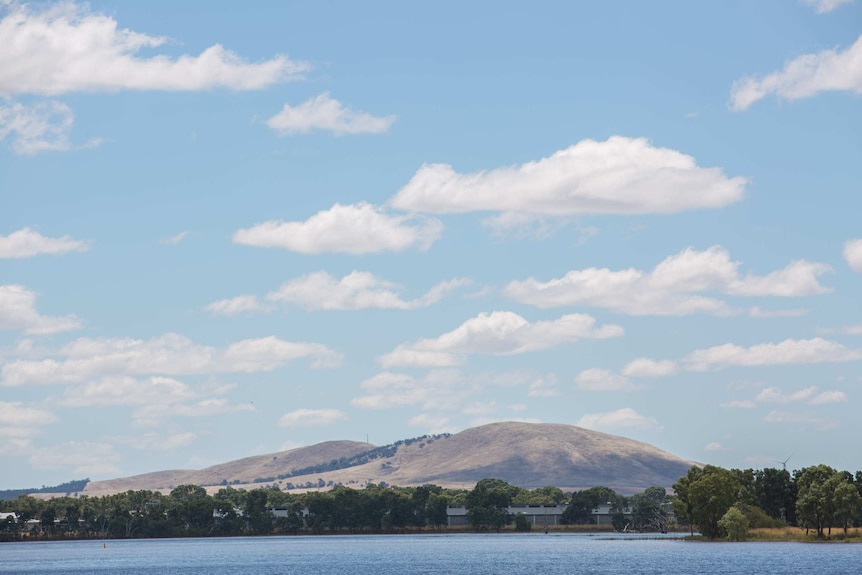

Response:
(1, 534), (860, 575)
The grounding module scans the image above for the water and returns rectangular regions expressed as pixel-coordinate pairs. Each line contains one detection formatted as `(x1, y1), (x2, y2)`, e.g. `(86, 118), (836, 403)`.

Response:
(1, 534), (860, 575)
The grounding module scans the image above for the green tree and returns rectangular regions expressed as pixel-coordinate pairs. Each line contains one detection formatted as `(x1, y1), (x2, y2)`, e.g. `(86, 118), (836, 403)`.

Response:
(833, 478), (862, 536)
(465, 478), (516, 531)
(796, 465), (838, 537)
(687, 466), (739, 538)
(718, 506), (748, 541)
(513, 512), (532, 532)
(630, 486), (669, 532)
(672, 466), (703, 535)
(561, 486), (621, 525)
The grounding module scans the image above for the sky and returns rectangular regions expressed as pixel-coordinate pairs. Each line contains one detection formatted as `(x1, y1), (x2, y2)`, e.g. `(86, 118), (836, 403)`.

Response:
(1, 0), (861, 490)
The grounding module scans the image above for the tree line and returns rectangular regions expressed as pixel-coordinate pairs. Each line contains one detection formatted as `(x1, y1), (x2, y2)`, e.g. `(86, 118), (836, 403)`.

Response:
(673, 464), (862, 539)
(0, 479), (669, 540)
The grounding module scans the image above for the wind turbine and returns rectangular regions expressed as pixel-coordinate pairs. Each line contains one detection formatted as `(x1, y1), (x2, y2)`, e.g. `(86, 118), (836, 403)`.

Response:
(776, 451), (795, 472)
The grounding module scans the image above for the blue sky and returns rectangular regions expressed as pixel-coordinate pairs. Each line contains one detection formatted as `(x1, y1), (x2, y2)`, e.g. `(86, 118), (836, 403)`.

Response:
(1, 0), (861, 489)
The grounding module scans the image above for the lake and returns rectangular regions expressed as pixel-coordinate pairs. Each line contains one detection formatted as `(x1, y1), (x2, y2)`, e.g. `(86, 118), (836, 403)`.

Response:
(1, 533), (860, 574)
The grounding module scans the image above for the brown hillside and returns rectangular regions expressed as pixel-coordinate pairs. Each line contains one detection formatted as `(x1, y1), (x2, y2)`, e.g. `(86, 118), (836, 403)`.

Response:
(83, 422), (694, 496)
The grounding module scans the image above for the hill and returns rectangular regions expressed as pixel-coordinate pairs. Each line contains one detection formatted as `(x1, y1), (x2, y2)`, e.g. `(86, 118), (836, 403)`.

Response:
(82, 422), (695, 496)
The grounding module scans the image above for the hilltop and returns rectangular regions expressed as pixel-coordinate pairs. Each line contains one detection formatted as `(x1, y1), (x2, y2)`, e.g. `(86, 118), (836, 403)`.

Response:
(81, 422), (694, 496)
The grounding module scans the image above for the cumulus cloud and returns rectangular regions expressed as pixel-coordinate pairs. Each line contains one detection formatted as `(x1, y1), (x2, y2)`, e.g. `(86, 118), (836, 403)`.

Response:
(575, 368), (638, 391)
(754, 386), (847, 405)
(705, 442), (731, 452)
(0, 2), (307, 96)
(351, 369), (531, 412)
(378, 311), (623, 368)
(505, 246), (831, 316)
(0, 284), (81, 334)
(115, 432), (198, 451)
(277, 408), (347, 427)
(1, 333), (340, 386)
(0, 401), (57, 439)
(390, 136), (746, 217)
(731, 33), (862, 111)
(577, 408), (661, 431)
(622, 358), (678, 378)
(684, 337), (862, 371)
(233, 203), (443, 254)
(0, 227), (88, 258)
(265, 271), (470, 311)
(720, 399), (757, 409)
(267, 93), (396, 136)
(61, 376), (196, 407)
(802, 0), (854, 14)
(844, 239), (862, 272)
(763, 410), (837, 430)
(0, 101), (75, 154)
(161, 231), (190, 245)
(205, 295), (272, 316)
(134, 399), (254, 427)
(29, 441), (121, 475)
(528, 375), (561, 398)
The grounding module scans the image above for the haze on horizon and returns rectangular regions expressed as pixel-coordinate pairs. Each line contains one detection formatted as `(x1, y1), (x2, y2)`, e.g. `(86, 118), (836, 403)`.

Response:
(2, 0), (861, 490)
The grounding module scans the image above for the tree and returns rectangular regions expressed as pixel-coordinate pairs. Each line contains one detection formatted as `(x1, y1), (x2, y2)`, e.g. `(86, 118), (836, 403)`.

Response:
(630, 486), (669, 532)
(754, 467), (795, 524)
(718, 506), (748, 541)
(833, 481), (862, 536)
(465, 478), (516, 531)
(687, 466), (739, 538)
(796, 465), (838, 537)
(513, 513), (532, 532)
(561, 486), (621, 525)
(672, 466), (703, 535)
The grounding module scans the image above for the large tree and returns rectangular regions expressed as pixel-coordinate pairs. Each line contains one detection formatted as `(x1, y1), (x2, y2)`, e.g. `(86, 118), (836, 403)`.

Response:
(686, 466), (739, 538)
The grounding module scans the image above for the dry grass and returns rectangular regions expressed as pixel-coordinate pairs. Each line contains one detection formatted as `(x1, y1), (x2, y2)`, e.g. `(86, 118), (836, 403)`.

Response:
(748, 527), (862, 543)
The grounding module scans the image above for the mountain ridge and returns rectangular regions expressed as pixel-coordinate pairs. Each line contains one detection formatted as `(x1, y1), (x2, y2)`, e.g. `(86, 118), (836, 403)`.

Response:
(81, 422), (695, 496)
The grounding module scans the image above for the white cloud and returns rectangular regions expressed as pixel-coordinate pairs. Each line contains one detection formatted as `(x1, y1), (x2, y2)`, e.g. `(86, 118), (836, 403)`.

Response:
(528, 375), (561, 398)
(0, 101), (75, 154)
(705, 442), (731, 452)
(233, 203), (442, 254)
(720, 399), (757, 409)
(754, 385), (847, 406)
(277, 408), (347, 428)
(205, 295), (271, 316)
(622, 358), (678, 378)
(407, 413), (454, 433)
(684, 337), (862, 371)
(731, 33), (862, 111)
(802, 0), (854, 14)
(378, 311), (623, 368)
(577, 407), (661, 431)
(505, 246), (830, 316)
(61, 376), (195, 407)
(0, 2), (307, 96)
(134, 398), (254, 426)
(763, 410), (837, 430)
(755, 386), (818, 403)
(808, 390), (848, 405)
(0, 401), (57, 439)
(266, 271), (470, 311)
(267, 92), (396, 136)
(390, 136), (746, 216)
(575, 368), (638, 391)
(0, 284), (81, 334)
(844, 239), (862, 272)
(161, 231), (190, 245)
(2, 333), (340, 386)
(351, 369), (532, 411)
(117, 432), (198, 451)
(29, 441), (121, 475)
(749, 307), (809, 319)
(0, 227), (88, 258)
